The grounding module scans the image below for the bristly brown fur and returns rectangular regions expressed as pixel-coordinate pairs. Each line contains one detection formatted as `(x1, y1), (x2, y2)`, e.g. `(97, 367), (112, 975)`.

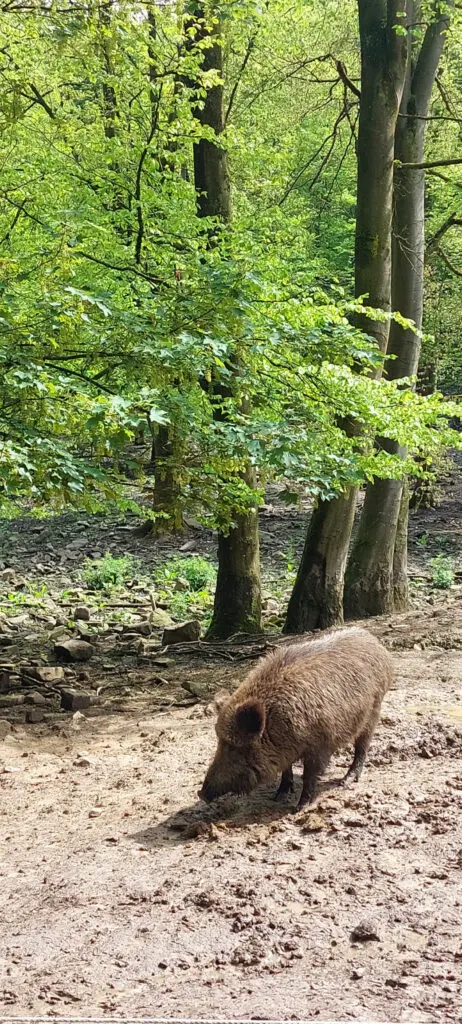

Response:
(199, 627), (394, 809)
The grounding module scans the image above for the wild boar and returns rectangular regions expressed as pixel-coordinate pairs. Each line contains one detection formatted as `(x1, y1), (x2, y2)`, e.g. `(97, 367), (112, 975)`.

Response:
(199, 626), (393, 810)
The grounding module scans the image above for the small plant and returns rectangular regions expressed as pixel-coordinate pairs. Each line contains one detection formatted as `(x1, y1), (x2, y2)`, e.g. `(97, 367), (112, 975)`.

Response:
(2, 582), (48, 609)
(155, 555), (216, 592)
(154, 555), (217, 623)
(81, 553), (137, 591)
(285, 539), (297, 576)
(429, 554), (454, 590)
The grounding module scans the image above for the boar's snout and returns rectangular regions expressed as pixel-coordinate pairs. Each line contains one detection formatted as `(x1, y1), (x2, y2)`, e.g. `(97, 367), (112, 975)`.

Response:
(198, 770), (255, 803)
(198, 751), (259, 803)
(198, 699), (268, 803)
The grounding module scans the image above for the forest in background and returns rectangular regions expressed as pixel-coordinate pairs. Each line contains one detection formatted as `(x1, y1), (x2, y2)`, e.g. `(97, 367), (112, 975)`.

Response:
(1, 0), (462, 640)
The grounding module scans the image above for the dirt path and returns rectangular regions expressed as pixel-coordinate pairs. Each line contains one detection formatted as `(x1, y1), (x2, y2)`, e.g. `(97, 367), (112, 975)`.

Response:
(1, 637), (461, 1023)
(1, 458), (462, 1021)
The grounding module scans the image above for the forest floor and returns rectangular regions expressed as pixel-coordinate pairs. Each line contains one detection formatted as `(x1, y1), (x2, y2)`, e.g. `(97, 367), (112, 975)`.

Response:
(0, 460), (461, 1022)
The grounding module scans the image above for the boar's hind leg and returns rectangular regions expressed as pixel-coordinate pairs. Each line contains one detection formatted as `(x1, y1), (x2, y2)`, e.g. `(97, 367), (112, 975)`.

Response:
(343, 701), (381, 785)
(298, 750), (331, 810)
(274, 766), (294, 801)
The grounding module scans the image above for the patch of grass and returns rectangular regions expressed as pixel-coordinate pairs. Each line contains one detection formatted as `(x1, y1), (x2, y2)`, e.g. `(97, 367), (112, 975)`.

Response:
(1, 582), (48, 610)
(81, 553), (137, 592)
(154, 555), (217, 623)
(429, 554), (454, 590)
(155, 555), (216, 592)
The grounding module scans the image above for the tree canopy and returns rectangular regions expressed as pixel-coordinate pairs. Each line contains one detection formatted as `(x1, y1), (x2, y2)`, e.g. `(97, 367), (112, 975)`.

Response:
(0, 0), (460, 535)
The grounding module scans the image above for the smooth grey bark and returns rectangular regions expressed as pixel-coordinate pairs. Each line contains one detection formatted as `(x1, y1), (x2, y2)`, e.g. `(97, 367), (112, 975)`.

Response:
(344, 1), (450, 619)
(285, 0), (408, 635)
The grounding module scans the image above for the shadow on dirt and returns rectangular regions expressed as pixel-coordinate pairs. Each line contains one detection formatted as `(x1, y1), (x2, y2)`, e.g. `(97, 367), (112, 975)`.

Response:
(130, 772), (347, 850)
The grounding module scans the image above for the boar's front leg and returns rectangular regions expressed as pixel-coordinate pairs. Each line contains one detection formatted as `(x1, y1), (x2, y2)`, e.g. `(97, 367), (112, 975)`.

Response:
(297, 749), (331, 810)
(274, 766), (294, 801)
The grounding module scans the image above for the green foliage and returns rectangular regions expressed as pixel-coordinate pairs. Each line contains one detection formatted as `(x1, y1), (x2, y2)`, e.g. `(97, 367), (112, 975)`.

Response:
(154, 554), (217, 622)
(429, 554), (455, 589)
(81, 553), (137, 592)
(0, 0), (460, 527)
(0, 581), (47, 610)
(155, 555), (217, 592)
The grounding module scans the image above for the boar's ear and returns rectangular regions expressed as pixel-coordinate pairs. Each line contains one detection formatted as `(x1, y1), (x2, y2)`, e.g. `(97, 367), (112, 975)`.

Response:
(213, 689), (231, 712)
(234, 700), (265, 738)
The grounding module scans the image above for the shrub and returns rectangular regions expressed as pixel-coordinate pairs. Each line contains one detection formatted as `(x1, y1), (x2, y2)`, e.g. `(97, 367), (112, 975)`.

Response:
(429, 554), (454, 590)
(81, 553), (137, 591)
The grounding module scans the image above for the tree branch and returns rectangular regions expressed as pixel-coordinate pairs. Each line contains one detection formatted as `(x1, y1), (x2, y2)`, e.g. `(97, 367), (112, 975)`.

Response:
(435, 73), (459, 119)
(426, 211), (462, 251)
(412, 3), (451, 114)
(224, 31), (258, 127)
(0, 194), (49, 230)
(277, 108), (348, 206)
(42, 364), (118, 395)
(334, 60), (361, 99)
(397, 156), (462, 170)
(27, 83), (57, 120)
(435, 245), (462, 277)
(426, 168), (462, 188)
(0, 198), (26, 243)
(1, 1), (116, 10)
(73, 249), (165, 285)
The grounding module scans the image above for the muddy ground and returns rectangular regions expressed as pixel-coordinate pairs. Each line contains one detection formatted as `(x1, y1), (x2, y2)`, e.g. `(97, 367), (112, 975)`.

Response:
(0, 462), (461, 1022)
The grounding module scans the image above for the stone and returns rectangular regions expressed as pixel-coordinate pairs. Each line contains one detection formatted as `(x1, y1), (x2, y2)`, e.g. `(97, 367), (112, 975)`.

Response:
(122, 621), (152, 637)
(150, 609), (174, 629)
(26, 708), (45, 724)
(173, 577), (190, 591)
(60, 689), (91, 712)
(73, 753), (91, 767)
(48, 626), (70, 642)
(0, 668), (14, 692)
(0, 719), (12, 740)
(72, 711), (87, 725)
(0, 693), (24, 708)
(74, 606), (90, 621)
(54, 639), (95, 663)
(181, 680), (205, 699)
(74, 621), (90, 637)
(351, 919), (382, 943)
(0, 568), (15, 582)
(21, 665), (65, 685)
(24, 691), (47, 706)
(264, 598), (280, 614)
(162, 620), (201, 646)
(179, 539), (196, 553)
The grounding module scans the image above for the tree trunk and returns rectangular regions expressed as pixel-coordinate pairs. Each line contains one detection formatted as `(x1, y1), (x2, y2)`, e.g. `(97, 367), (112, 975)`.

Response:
(207, 467), (261, 639)
(151, 425), (184, 534)
(189, 8), (261, 638)
(283, 0), (408, 635)
(285, 492), (357, 634)
(344, 2), (450, 619)
(192, 25), (231, 223)
(393, 477), (410, 610)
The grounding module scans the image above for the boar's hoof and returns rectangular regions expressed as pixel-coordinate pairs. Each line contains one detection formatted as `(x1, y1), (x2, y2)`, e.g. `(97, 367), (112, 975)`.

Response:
(340, 768), (362, 787)
(274, 768), (294, 801)
(273, 784), (294, 803)
(273, 789), (293, 803)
